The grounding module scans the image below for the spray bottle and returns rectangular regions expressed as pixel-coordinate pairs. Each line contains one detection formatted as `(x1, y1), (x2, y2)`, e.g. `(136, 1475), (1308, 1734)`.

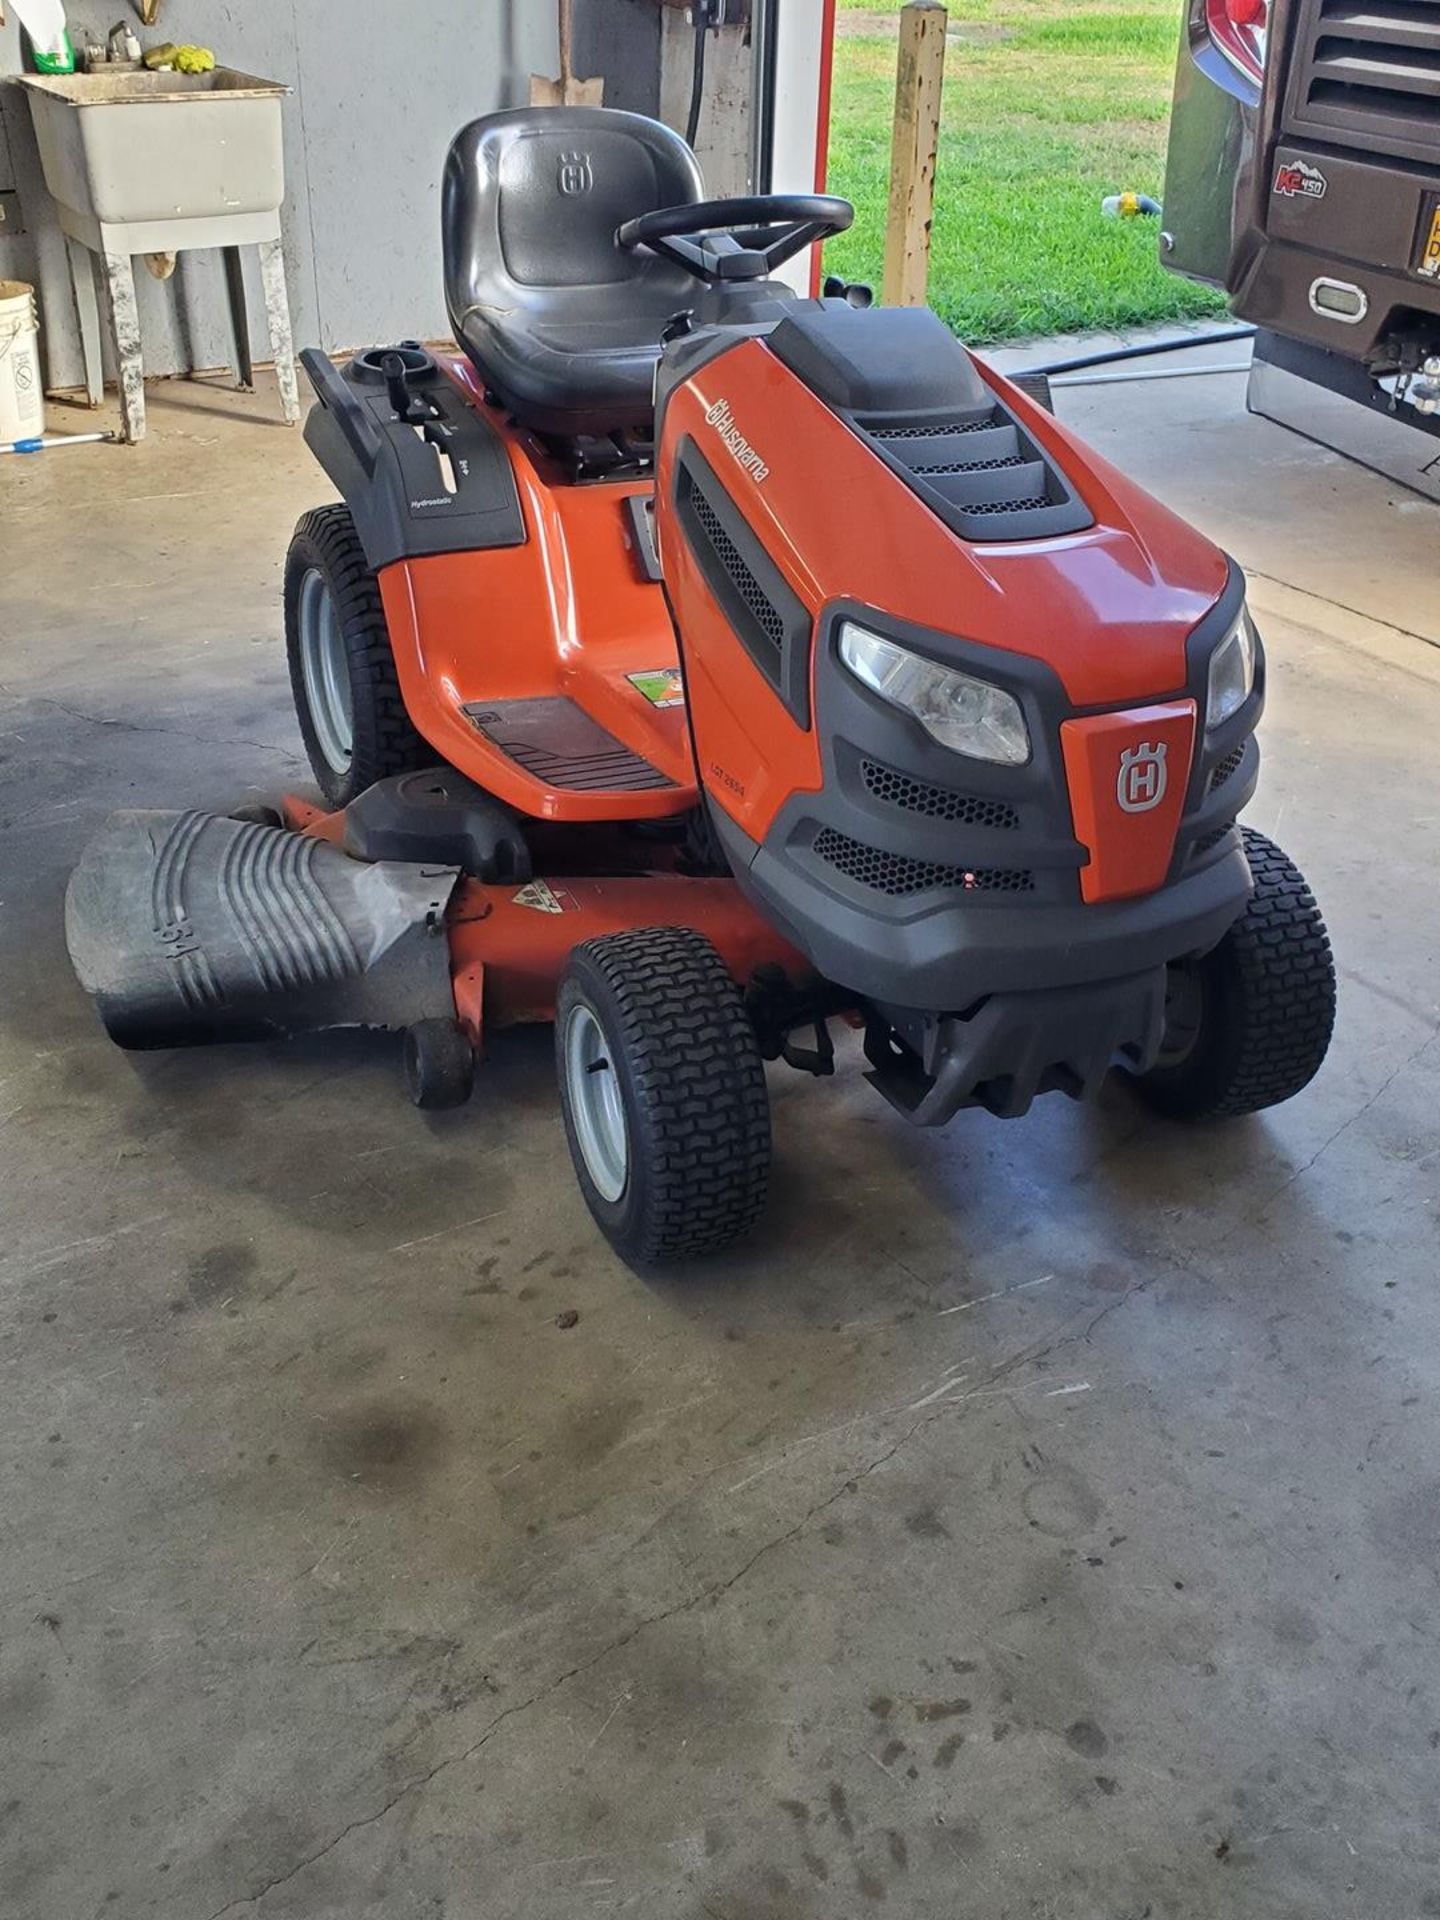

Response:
(14, 0), (77, 74)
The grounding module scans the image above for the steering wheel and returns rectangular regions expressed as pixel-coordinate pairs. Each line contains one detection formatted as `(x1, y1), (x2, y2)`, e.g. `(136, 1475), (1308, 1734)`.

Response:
(617, 195), (854, 284)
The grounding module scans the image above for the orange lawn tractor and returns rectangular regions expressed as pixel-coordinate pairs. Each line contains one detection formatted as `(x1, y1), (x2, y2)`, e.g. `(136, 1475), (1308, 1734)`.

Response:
(66, 108), (1336, 1264)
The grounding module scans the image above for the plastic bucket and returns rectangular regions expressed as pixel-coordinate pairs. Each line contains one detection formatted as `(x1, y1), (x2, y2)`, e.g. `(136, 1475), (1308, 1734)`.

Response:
(0, 282), (44, 444)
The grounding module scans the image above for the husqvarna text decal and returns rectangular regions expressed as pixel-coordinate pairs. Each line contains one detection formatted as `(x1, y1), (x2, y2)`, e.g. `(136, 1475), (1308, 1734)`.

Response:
(705, 399), (770, 484)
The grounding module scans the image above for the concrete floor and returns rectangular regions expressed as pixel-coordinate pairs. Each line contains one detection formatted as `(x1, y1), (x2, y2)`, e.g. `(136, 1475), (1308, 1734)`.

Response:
(3, 355), (1439, 1920)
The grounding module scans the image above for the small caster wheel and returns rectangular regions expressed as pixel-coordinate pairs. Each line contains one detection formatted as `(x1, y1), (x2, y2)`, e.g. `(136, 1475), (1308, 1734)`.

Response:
(403, 1019), (475, 1111)
(230, 804), (284, 828)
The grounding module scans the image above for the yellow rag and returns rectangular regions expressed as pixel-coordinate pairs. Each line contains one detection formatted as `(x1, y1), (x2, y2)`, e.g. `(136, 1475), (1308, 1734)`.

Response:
(143, 42), (216, 73)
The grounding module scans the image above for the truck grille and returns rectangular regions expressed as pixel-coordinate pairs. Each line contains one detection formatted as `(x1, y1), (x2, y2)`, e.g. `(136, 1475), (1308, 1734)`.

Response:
(1283, 0), (1440, 165)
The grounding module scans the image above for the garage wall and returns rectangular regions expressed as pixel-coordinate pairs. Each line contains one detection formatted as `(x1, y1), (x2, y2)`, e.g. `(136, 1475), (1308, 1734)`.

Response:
(659, 12), (755, 199)
(0, 0), (662, 391)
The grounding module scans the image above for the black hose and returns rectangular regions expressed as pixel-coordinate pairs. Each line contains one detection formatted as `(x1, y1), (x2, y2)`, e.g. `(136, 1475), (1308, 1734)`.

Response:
(1029, 325), (1255, 379)
(686, 10), (708, 148)
(755, 0), (779, 191)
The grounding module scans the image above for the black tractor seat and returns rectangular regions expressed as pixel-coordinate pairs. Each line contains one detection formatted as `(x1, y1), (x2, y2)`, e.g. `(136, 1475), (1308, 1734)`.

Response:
(443, 107), (707, 440)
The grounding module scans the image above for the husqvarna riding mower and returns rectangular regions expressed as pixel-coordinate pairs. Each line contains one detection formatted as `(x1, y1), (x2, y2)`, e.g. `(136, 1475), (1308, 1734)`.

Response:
(65, 108), (1337, 1264)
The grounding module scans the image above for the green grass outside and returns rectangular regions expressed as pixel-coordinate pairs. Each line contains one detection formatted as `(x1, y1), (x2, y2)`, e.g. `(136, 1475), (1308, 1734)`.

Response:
(823, 0), (1226, 342)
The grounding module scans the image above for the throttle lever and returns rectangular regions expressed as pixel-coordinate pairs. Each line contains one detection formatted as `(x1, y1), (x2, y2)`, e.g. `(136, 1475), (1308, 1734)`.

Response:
(382, 351), (438, 425)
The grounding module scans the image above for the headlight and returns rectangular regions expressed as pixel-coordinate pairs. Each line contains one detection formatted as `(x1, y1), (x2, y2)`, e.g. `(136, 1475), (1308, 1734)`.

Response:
(1207, 608), (1257, 728)
(837, 622), (1030, 766)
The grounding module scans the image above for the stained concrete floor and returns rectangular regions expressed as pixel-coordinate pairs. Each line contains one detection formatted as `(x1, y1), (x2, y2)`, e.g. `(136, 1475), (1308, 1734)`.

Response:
(2, 355), (1439, 1920)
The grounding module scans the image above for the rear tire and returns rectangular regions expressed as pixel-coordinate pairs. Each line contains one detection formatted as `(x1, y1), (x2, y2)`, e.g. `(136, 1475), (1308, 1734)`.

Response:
(556, 928), (771, 1265)
(1134, 827), (1336, 1120)
(284, 504), (429, 809)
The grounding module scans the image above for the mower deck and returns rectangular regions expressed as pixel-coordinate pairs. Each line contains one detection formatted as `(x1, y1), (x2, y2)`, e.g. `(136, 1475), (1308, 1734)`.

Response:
(285, 795), (804, 1050)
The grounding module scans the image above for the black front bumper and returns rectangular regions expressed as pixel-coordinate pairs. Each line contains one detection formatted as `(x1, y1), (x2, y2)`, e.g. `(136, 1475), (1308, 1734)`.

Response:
(862, 970), (1169, 1125)
(717, 792), (1248, 1123)
(718, 803), (1251, 1012)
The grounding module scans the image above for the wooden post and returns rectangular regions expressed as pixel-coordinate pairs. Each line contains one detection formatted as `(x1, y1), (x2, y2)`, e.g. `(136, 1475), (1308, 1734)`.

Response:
(883, 1), (948, 308)
(531, 0), (605, 107)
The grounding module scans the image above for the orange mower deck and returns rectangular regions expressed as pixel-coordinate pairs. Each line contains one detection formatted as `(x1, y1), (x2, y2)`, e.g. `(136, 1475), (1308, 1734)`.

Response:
(283, 796), (807, 1050)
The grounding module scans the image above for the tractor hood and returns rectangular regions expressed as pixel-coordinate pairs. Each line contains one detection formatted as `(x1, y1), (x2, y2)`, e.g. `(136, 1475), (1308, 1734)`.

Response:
(658, 304), (1233, 713)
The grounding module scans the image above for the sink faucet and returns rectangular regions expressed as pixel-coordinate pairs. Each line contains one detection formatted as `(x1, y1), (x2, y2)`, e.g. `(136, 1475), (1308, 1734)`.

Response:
(107, 19), (142, 65)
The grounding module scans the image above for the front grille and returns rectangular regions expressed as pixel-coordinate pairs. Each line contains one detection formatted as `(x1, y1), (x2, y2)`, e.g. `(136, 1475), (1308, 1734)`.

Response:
(860, 758), (1021, 829)
(1209, 744), (1246, 793)
(813, 826), (1035, 897)
(687, 483), (785, 655)
(1283, 0), (1440, 164)
(1192, 822), (1235, 859)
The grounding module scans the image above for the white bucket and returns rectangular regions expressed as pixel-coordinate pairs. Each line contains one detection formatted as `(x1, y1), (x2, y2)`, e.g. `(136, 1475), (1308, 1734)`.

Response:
(0, 282), (44, 445)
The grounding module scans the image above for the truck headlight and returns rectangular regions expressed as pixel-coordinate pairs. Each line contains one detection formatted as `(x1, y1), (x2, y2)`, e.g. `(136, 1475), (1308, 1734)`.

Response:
(837, 622), (1030, 766)
(1207, 608), (1257, 728)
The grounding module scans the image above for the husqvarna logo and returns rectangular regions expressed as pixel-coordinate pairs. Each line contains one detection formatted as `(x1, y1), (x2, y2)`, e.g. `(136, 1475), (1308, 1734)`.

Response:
(704, 398), (770, 483)
(557, 152), (593, 196)
(1117, 741), (1168, 813)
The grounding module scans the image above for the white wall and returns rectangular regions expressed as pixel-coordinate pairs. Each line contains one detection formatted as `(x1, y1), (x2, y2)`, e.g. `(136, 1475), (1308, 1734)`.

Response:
(0, 0), (662, 390)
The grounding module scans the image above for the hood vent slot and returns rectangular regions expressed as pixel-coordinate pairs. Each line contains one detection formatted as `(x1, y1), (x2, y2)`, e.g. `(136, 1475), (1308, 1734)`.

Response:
(762, 305), (1091, 543)
(858, 398), (1090, 542)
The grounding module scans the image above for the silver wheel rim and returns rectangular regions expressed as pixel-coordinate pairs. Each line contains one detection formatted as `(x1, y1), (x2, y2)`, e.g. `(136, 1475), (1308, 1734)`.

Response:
(297, 568), (354, 776)
(564, 1004), (629, 1204)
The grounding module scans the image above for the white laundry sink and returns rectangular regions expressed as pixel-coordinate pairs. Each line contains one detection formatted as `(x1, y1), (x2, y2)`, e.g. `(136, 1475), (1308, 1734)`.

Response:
(21, 69), (288, 232)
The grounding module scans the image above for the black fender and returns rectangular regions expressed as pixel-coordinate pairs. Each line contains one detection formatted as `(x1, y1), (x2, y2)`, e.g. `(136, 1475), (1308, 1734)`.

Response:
(300, 344), (525, 572)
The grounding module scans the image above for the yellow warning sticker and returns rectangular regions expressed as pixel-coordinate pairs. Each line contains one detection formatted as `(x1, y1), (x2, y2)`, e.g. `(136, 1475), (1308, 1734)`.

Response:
(512, 880), (576, 914)
(1420, 205), (1440, 280)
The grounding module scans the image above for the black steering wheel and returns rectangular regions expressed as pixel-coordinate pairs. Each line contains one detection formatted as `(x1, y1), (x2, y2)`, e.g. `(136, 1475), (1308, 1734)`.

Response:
(617, 194), (854, 284)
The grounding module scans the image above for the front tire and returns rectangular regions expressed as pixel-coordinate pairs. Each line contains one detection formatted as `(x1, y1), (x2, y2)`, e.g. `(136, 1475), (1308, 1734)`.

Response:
(1134, 827), (1336, 1120)
(556, 928), (771, 1265)
(284, 505), (429, 808)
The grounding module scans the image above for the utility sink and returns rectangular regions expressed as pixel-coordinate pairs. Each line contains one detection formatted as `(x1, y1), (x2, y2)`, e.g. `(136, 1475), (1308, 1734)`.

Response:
(21, 69), (288, 234)
(17, 67), (300, 446)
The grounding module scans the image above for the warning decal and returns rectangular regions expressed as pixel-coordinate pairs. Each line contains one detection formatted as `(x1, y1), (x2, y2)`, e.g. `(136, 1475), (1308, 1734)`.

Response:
(628, 668), (685, 709)
(512, 880), (576, 915)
